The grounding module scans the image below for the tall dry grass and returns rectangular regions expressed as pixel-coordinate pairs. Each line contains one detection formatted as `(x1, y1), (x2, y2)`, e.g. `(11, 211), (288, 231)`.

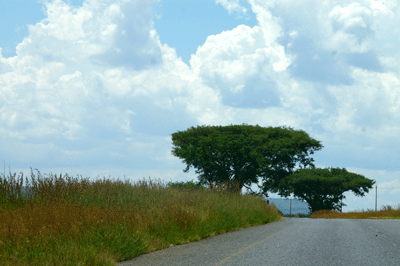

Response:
(0, 167), (283, 266)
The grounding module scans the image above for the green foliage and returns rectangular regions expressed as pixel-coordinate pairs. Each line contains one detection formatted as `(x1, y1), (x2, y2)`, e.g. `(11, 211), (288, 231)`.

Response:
(165, 179), (208, 192)
(280, 167), (376, 213)
(171, 123), (323, 197)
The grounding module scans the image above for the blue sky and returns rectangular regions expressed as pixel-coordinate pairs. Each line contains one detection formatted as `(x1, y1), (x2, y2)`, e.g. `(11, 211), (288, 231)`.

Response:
(1, 0), (400, 213)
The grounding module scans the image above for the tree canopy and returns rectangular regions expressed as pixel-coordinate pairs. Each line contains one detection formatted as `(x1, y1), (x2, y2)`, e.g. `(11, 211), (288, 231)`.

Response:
(278, 167), (376, 213)
(171, 123), (323, 196)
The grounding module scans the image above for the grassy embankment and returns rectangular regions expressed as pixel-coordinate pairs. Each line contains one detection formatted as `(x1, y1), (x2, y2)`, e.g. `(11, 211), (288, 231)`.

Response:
(0, 167), (283, 266)
(307, 204), (400, 219)
(278, 204), (400, 219)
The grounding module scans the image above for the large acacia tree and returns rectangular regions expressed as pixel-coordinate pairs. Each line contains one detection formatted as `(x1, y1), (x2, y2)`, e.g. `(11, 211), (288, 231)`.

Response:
(278, 167), (376, 213)
(170, 124), (323, 195)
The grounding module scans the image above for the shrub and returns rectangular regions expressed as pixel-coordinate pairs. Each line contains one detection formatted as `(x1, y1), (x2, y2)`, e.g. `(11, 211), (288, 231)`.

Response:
(309, 209), (340, 218)
(165, 179), (208, 192)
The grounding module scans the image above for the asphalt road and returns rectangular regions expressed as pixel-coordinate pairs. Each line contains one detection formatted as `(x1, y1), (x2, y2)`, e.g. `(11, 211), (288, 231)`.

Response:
(117, 217), (400, 266)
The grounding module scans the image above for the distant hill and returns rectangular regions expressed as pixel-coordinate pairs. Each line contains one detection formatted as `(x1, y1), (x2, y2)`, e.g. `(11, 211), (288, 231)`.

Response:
(263, 197), (311, 215)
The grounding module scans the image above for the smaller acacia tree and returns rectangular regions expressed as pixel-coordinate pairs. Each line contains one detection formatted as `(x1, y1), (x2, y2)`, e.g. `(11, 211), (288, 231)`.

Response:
(278, 167), (376, 213)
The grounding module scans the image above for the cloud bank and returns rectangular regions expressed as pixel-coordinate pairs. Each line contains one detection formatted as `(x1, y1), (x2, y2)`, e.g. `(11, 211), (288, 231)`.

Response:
(1, 0), (400, 211)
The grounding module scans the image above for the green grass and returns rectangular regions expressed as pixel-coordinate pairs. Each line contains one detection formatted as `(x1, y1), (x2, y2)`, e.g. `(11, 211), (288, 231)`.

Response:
(0, 167), (283, 266)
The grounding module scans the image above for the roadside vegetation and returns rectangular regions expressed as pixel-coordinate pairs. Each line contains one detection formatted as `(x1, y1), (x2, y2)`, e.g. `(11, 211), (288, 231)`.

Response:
(0, 167), (283, 266)
(308, 205), (400, 219)
(276, 205), (400, 219)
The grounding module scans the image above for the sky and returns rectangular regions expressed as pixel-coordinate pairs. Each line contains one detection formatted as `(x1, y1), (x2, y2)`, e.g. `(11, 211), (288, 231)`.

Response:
(1, 0), (400, 213)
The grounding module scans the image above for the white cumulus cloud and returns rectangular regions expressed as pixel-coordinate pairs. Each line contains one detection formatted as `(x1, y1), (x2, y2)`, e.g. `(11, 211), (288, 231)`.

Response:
(216, 0), (247, 15)
(1, 0), (400, 211)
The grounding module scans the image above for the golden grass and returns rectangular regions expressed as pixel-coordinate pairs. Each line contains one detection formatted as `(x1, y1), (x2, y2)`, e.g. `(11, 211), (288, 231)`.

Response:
(308, 204), (400, 219)
(0, 167), (283, 266)
(270, 202), (400, 220)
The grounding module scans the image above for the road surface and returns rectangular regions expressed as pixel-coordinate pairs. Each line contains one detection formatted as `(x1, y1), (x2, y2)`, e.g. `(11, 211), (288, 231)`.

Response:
(118, 217), (400, 266)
